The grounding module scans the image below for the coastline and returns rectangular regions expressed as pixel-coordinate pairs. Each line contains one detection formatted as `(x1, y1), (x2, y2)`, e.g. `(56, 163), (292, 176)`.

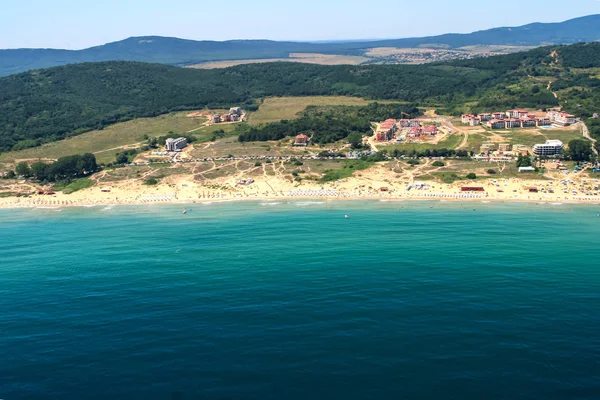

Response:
(1, 192), (598, 210)
(2, 168), (599, 210)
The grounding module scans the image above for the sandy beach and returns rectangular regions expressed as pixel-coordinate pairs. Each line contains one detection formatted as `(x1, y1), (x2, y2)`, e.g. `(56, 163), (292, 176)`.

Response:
(1, 165), (599, 209)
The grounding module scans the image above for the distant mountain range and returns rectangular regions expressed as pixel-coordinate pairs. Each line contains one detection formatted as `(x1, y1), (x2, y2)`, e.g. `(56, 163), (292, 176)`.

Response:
(0, 14), (599, 77)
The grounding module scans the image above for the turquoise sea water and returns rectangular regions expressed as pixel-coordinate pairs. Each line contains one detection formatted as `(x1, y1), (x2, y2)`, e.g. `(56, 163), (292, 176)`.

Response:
(1, 200), (600, 400)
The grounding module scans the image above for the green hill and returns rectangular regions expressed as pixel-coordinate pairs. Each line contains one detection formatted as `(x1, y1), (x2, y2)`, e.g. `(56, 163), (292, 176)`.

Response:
(1, 42), (599, 153)
(1, 15), (599, 77)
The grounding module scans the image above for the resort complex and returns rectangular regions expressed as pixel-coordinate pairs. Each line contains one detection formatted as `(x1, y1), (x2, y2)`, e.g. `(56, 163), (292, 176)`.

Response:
(462, 110), (577, 129)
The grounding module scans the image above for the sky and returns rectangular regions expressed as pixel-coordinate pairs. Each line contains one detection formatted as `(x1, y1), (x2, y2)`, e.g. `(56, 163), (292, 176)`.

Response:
(1, 0), (599, 49)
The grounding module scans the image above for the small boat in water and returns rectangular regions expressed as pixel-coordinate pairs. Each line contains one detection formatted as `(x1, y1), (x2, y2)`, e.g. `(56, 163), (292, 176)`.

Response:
(182, 208), (188, 215)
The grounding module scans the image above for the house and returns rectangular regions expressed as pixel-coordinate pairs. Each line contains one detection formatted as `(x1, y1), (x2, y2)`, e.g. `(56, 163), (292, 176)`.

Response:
(492, 112), (506, 120)
(422, 125), (438, 135)
(487, 119), (506, 129)
(498, 143), (512, 153)
(380, 119), (398, 133)
(462, 114), (480, 126)
(478, 113), (492, 122)
(593, 113), (599, 119)
(294, 134), (309, 146)
(165, 137), (188, 151)
(408, 126), (421, 137)
(521, 117), (536, 128)
(222, 114), (232, 122)
(546, 111), (576, 126)
(515, 145), (529, 156)
(506, 109), (529, 118)
(399, 119), (420, 128)
(480, 143), (497, 155)
(212, 114), (221, 123)
(533, 140), (563, 156)
(536, 117), (552, 127)
(229, 107), (242, 116)
(462, 114), (475, 124)
(506, 119), (522, 128)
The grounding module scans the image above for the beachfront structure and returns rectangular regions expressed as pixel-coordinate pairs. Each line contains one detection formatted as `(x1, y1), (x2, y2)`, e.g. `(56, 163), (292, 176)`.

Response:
(533, 140), (563, 156)
(546, 111), (576, 126)
(492, 112), (506, 120)
(422, 125), (438, 135)
(487, 119), (506, 129)
(506, 119), (522, 129)
(478, 113), (492, 121)
(294, 134), (309, 146)
(165, 137), (188, 152)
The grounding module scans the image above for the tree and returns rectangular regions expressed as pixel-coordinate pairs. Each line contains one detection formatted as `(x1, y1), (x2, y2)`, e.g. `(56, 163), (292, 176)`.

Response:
(466, 173), (477, 179)
(347, 132), (363, 149)
(15, 161), (31, 177)
(568, 139), (592, 161)
(516, 154), (533, 167)
(432, 161), (445, 167)
(115, 152), (129, 165)
(4, 170), (16, 179)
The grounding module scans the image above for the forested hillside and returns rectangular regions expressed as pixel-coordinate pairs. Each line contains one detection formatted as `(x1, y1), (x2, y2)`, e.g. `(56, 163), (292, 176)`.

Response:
(1, 42), (599, 152)
(1, 15), (598, 77)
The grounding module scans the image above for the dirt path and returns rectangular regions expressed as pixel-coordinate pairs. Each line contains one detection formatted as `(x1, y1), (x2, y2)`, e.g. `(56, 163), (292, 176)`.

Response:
(580, 120), (598, 155)
(93, 142), (145, 155)
(456, 132), (468, 150)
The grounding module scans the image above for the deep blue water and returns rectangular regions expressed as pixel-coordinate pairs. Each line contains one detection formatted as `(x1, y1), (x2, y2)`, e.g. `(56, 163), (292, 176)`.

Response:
(1, 201), (600, 400)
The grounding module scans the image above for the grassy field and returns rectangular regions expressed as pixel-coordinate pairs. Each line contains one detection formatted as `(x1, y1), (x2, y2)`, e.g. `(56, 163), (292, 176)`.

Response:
(0, 112), (208, 165)
(387, 133), (463, 152)
(188, 53), (370, 69)
(248, 96), (377, 125)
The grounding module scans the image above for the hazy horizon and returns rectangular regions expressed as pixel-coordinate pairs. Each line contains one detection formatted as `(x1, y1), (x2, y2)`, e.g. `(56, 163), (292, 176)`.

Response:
(1, 0), (599, 50)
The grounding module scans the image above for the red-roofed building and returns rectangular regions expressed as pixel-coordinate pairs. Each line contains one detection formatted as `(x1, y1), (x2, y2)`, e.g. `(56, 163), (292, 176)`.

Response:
(521, 117), (536, 128)
(487, 119), (506, 129)
(506, 119), (522, 128)
(409, 126), (421, 137)
(492, 112), (506, 120)
(423, 125), (438, 135)
(295, 134), (309, 146)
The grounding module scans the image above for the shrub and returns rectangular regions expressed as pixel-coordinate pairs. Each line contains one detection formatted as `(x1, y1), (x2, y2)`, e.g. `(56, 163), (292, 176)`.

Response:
(407, 159), (420, 165)
(254, 161), (262, 167)
(432, 161), (445, 167)
(144, 177), (159, 185)
(487, 169), (497, 175)
(466, 173), (477, 179)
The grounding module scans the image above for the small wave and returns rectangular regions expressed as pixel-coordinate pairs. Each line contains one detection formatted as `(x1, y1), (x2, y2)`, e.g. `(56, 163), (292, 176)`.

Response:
(260, 202), (282, 206)
(35, 206), (61, 210)
(550, 203), (564, 206)
(295, 201), (325, 206)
